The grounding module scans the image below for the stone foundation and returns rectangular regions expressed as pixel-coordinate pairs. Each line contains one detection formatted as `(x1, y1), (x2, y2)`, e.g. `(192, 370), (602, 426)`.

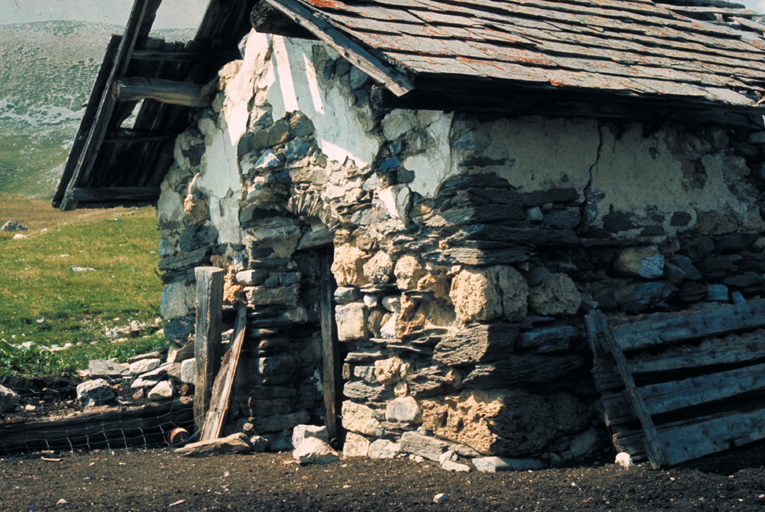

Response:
(155, 30), (765, 461)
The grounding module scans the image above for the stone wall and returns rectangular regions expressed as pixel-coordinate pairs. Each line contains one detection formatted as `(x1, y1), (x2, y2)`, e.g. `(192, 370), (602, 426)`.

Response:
(155, 29), (765, 463)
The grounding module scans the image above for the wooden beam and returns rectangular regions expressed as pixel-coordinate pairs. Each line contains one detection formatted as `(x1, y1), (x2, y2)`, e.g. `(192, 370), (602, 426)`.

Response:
(130, 49), (243, 61)
(612, 300), (765, 351)
(71, 186), (160, 203)
(102, 133), (180, 143)
(319, 249), (342, 445)
(264, 0), (414, 97)
(638, 362), (765, 416)
(200, 303), (247, 442)
(194, 267), (225, 433)
(114, 77), (212, 107)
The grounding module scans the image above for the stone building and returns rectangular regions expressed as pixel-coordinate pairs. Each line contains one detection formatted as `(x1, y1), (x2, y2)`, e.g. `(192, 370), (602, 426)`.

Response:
(57, 0), (765, 463)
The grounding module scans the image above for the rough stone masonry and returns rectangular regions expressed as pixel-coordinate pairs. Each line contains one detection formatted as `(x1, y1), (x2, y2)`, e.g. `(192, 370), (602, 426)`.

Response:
(154, 30), (765, 465)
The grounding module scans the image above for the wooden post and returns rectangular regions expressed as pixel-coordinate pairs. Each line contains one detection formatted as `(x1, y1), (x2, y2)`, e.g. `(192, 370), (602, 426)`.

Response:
(200, 304), (247, 442)
(194, 267), (224, 433)
(319, 250), (342, 445)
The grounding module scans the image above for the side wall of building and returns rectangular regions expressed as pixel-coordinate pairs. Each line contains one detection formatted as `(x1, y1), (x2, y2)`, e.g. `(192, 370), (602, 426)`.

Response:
(156, 30), (765, 460)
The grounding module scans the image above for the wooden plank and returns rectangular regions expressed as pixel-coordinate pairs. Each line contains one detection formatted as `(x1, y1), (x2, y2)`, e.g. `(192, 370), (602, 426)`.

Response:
(585, 311), (608, 365)
(638, 362), (765, 416)
(194, 267), (224, 432)
(130, 49), (242, 61)
(264, 0), (414, 96)
(612, 300), (765, 351)
(598, 314), (667, 468)
(59, 0), (153, 211)
(319, 249), (342, 444)
(660, 408), (765, 466)
(52, 35), (122, 209)
(200, 303), (247, 442)
(628, 330), (765, 374)
(71, 186), (160, 203)
(114, 77), (212, 107)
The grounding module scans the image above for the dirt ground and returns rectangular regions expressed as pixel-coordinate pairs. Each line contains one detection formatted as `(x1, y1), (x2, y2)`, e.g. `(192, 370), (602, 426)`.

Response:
(2, 441), (765, 512)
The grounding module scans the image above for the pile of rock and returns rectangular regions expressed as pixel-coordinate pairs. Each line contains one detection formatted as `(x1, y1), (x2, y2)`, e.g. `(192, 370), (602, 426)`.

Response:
(76, 343), (196, 407)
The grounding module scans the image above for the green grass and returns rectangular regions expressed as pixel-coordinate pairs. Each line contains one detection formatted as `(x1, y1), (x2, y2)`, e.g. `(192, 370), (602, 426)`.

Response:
(0, 125), (72, 197)
(0, 194), (169, 377)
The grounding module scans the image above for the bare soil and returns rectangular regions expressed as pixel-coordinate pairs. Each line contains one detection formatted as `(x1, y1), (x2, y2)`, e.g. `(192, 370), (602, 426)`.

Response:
(2, 442), (765, 512)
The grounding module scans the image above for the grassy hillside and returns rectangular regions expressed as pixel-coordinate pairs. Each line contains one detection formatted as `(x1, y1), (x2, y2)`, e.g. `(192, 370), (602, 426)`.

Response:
(0, 194), (169, 377)
(0, 21), (194, 198)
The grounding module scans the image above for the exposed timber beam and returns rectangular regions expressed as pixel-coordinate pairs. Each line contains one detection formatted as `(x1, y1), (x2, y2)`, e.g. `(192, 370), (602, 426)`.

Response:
(71, 186), (161, 203)
(113, 77), (212, 107)
(130, 49), (243, 61)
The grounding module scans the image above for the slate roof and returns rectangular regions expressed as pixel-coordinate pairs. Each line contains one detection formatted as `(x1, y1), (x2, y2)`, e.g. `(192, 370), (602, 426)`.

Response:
(265, 0), (765, 112)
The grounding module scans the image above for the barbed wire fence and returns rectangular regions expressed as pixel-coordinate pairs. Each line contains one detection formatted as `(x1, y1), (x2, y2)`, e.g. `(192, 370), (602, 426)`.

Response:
(1, 380), (201, 459)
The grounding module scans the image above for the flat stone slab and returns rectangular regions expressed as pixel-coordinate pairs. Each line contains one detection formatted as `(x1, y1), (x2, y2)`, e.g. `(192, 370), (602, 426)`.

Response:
(175, 433), (251, 457)
(472, 457), (544, 473)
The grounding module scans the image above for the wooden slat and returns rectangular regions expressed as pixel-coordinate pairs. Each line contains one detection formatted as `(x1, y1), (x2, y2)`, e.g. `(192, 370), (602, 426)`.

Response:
(265, 0), (414, 96)
(660, 408), (765, 466)
(194, 267), (224, 432)
(71, 186), (160, 203)
(639, 362), (765, 416)
(612, 300), (765, 351)
(200, 304), (247, 442)
(130, 49), (242, 61)
(114, 77), (212, 107)
(628, 330), (765, 374)
(320, 250), (342, 444)
(598, 313), (667, 468)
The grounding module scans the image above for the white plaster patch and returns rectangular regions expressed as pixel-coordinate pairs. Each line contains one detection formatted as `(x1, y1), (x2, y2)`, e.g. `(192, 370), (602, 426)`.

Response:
(467, 116), (598, 199)
(197, 117), (242, 199)
(260, 35), (381, 171)
(591, 124), (764, 237)
(403, 112), (454, 198)
(209, 192), (242, 245)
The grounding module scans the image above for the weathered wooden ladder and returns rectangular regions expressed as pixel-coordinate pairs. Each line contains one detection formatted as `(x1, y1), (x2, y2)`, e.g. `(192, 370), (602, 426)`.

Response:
(587, 301), (765, 468)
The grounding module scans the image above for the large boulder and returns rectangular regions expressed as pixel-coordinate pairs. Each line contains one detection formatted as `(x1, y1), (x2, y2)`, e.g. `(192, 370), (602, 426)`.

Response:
(394, 255), (426, 290)
(450, 266), (528, 323)
(421, 390), (557, 457)
(76, 379), (116, 407)
(528, 274), (581, 316)
(293, 437), (339, 464)
(331, 244), (369, 287)
(614, 247), (664, 279)
(176, 433), (251, 457)
(292, 425), (329, 449)
(343, 432), (371, 457)
(363, 251), (395, 284)
(336, 303), (368, 341)
(341, 401), (382, 436)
